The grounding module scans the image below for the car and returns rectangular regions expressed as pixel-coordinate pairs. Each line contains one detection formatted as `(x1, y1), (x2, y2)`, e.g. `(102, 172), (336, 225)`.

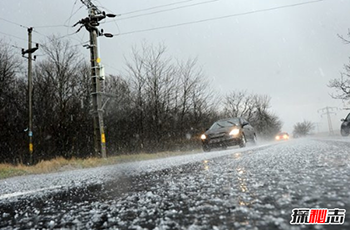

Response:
(340, 113), (350, 136)
(200, 117), (257, 152)
(275, 132), (289, 141)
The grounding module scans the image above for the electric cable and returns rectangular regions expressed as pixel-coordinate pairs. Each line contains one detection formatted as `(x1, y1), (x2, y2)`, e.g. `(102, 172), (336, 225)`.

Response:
(114, 0), (323, 36)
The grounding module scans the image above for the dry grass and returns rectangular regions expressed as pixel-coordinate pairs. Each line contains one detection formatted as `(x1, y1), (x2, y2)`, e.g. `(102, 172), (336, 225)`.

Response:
(0, 149), (201, 180)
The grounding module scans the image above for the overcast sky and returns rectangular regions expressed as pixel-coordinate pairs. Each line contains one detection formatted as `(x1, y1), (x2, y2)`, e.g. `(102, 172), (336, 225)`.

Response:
(1, 0), (350, 133)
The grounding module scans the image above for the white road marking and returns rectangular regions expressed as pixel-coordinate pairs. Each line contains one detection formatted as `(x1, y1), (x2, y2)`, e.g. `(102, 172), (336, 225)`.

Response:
(0, 185), (62, 200)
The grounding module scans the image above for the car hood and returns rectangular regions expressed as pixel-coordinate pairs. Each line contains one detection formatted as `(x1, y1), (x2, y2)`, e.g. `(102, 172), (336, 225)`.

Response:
(205, 126), (239, 137)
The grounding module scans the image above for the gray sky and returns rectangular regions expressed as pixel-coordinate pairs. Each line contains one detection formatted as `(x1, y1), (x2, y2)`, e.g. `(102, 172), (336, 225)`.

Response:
(1, 0), (350, 133)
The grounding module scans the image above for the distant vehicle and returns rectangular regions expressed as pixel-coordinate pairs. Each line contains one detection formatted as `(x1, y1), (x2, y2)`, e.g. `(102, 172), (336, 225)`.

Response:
(200, 117), (256, 152)
(340, 113), (350, 136)
(275, 132), (289, 141)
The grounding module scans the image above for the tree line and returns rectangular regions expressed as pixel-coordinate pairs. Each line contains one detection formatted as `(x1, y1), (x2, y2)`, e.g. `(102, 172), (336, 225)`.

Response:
(0, 37), (282, 164)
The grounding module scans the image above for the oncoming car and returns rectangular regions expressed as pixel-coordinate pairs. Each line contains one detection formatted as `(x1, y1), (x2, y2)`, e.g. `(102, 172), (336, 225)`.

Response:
(340, 113), (350, 136)
(275, 132), (289, 141)
(200, 117), (256, 152)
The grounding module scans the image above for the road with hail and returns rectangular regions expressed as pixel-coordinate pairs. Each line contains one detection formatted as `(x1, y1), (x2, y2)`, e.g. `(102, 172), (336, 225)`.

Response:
(0, 137), (350, 229)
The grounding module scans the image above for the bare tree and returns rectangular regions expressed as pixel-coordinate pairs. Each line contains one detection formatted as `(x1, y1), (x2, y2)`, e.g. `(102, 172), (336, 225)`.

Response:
(223, 91), (282, 139)
(33, 36), (88, 158)
(124, 43), (217, 152)
(104, 74), (133, 152)
(293, 120), (315, 138)
(1, 38), (285, 163)
(329, 65), (350, 100)
(0, 40), (26, 163)
(223, 91), (256, 120)
(125, 44), (175, 150)
(329, 31), (350, 101)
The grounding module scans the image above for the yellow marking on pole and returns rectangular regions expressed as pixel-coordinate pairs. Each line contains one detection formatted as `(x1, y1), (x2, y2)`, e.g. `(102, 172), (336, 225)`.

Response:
(96, 57), (101, 63)
(29, 143), (33, 153)
(101, 133), (106, 143)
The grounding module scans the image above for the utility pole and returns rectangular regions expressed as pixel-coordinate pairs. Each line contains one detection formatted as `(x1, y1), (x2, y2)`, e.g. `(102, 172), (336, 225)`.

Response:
(75, 0), (115, 158)
(22, 27), (38, 164)
(318, 106), (338, 136)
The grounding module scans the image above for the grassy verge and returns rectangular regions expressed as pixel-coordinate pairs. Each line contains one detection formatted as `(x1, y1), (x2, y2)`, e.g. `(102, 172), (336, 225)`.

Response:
(0, 149), (202, 180)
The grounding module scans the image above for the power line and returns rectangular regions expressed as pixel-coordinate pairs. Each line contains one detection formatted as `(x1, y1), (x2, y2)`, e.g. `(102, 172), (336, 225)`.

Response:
(32, 29), (48, 38)
(0, 29), (87, 55)
(65, 3), (85, 29)
(93, 0), (115, 14)
(0, 18), (39, 43)
(93, 0), (121, 34)
(10, 44), (22, 50)
(116, 0), (219, 21)
(6, 1), (82, 30)
(33, 24), (71, 29)
(4, 43), (27, 57)
(0, 15), (89, 56)
(0, 17), (28, 29)
(114, 0), (323, 36)
(66, 0), (79, 25)
(69, 40), (89, 48)
(48, 32), (78, 40)
(32, 29), (82, 47)
(0, 31), (31, 43)
(103, 62), (121, 73)
(32, 5), (84, 29)
(103, 1), (218, 33)
(119, 0), (199, 15)
(32, 25), (85, 46)
(39, 38), (89, 50)
(0, 22), (85, 49)
(0, 17), (45, 44)
(0, 39), (26, 54)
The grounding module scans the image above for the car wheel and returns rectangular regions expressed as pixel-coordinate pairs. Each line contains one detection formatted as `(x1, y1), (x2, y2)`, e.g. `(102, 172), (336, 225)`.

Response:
(341, 128), (349, 137)
(203, 145), (211, 152)
(239, 133), (246, 148)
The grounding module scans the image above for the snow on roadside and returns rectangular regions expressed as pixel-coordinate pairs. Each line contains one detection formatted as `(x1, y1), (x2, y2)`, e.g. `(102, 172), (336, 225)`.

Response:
(0, 142), (276, 201)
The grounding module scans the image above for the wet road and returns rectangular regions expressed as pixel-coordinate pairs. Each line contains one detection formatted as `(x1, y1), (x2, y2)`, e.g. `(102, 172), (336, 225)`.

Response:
(1, 138), (350, 229)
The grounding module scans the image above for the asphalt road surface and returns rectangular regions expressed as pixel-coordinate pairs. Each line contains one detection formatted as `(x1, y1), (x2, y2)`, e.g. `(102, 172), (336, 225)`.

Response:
(0, 138), (350, 229)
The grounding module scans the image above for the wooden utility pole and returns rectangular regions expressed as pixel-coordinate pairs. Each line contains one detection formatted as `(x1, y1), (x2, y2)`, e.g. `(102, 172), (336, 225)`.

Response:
(75, 0), (115, 158)
(90, 8), (107, 158)
(22, 27), (38, 164)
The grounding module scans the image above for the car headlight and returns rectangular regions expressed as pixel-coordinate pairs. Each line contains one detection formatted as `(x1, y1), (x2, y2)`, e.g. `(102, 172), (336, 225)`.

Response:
(283, 135), (288, 139)
(229, 128), (240, 136)
(201, 134), (206, 140)
(275, 136), (280, 140)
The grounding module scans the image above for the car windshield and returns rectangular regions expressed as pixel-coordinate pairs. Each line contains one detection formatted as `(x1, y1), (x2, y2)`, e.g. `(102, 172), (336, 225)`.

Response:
(346, 113), (350, 121)
(209, 119), (239, 130)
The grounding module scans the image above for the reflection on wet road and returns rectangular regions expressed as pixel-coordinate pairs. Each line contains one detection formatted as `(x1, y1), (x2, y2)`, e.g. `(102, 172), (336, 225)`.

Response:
(1, 138), (350, 229)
